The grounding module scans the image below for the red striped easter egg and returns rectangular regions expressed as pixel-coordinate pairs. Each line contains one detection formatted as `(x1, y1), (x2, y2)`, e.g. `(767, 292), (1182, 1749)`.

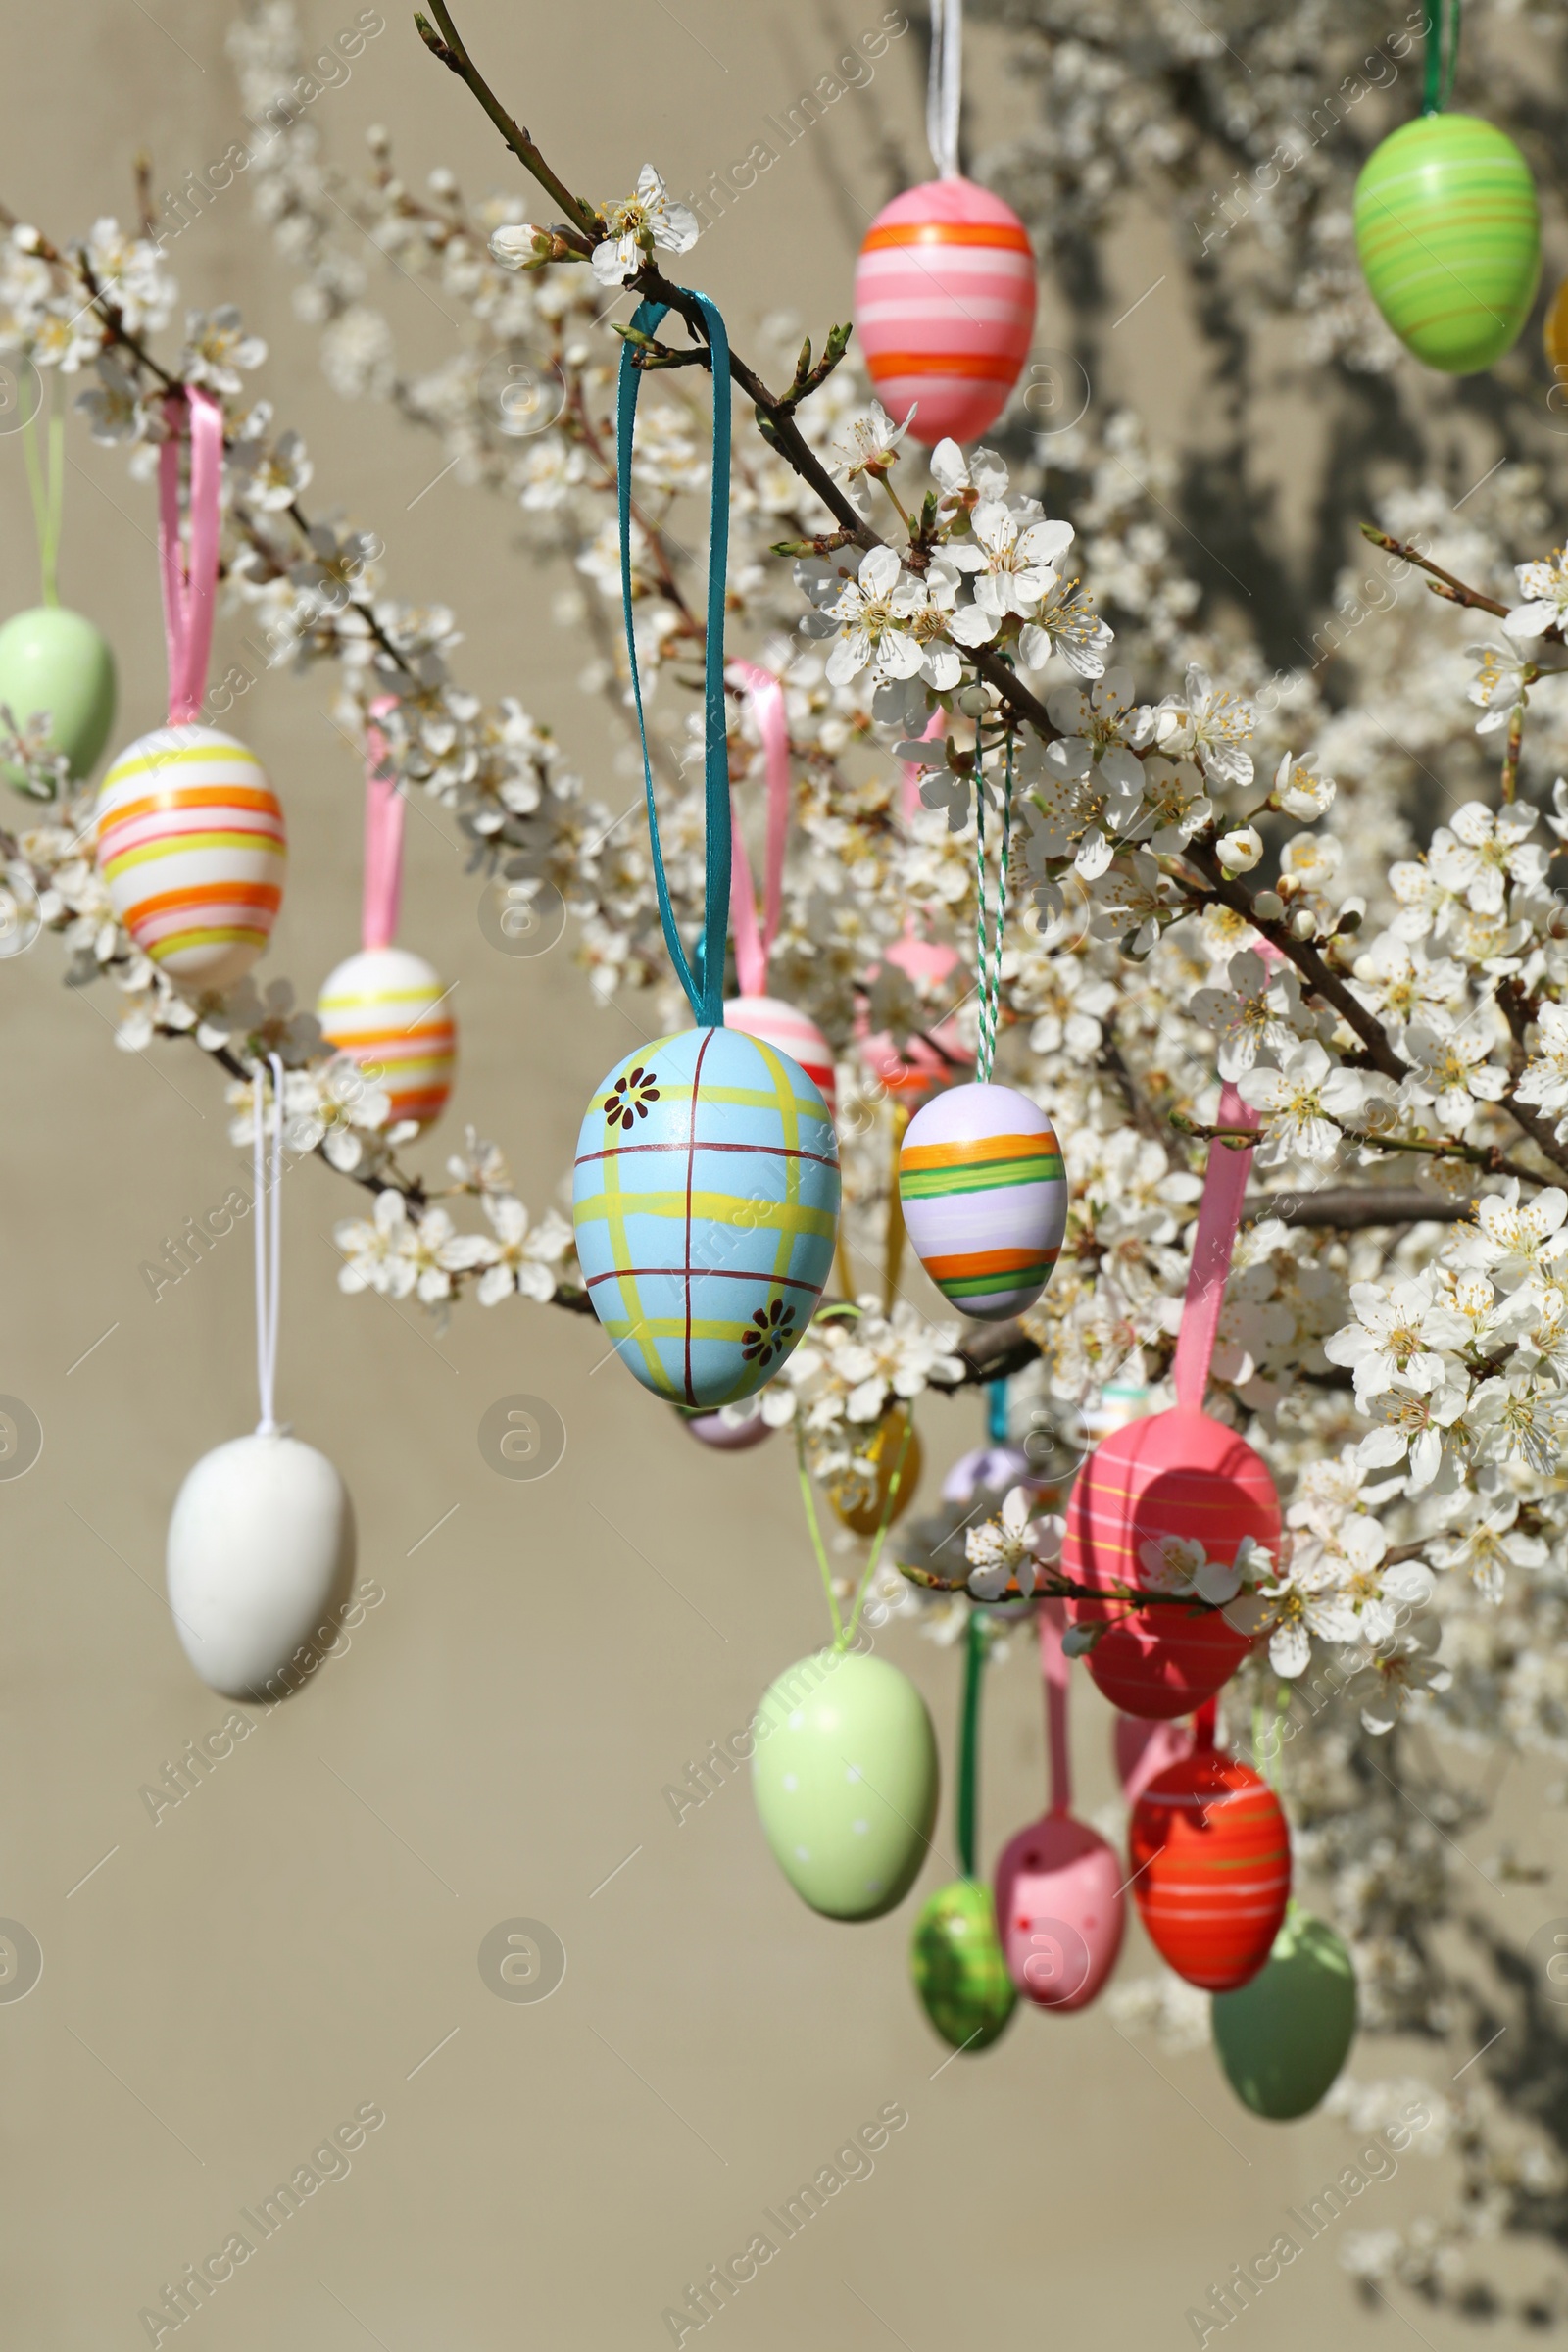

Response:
(1128, 1752), (1292, 1993)
(725, 994), (836, 1119)
(318, 945), (457, 1129)
(95, 724), (285, 991)
(854, 178), (1037, 446)
(1062, 1407), (1277, 1720)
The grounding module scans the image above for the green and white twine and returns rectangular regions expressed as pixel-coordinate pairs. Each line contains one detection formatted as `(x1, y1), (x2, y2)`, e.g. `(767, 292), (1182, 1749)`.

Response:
(972, 730), (1014, 1083)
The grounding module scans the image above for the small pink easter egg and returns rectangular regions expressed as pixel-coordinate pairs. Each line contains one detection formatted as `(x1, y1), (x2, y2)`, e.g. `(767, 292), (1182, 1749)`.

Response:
(683, 1409), (772, 1452)
(993, 1810), (1125, 2012)
(725, 993), (836, 1118)
(854, 179), (1038, 446)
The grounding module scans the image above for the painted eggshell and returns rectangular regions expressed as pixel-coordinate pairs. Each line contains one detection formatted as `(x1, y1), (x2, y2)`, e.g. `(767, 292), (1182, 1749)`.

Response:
(1114, 1713), (1197, 1809)
(899, 1081), (1066, 1320)
(829, 1405), (922, 1536)
(0, 605), (117, 783)
(1354, 113), (1540, 374)
(318, 944), (457, 1129)
(753, 1649), (938, 1921)
(1212, 1908), (1357, 2120)
(994, 1810), (1125, 2010)
(854, 177), (1038, 445)
(941, 1445), (1043, 1505)
(1063, 1406), (1278, 1719)
(911, 1878), (1016, 2050)
(1129, 1752), (1292, 1993)
(95, 724), (285, 991)
(572, 1026), (839, 1409)
(857, 934), (972, 1103)
(725, 994), (836, 1118)
(1544, 273), (1568, 376)
(682, 1407), (772, 1451)
(167, 1433), (355, 1699)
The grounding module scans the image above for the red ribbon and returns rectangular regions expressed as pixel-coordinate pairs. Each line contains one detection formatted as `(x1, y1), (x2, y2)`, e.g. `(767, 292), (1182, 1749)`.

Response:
(158, 388), (224, 727)
(1040, 1598), (1072, 1815)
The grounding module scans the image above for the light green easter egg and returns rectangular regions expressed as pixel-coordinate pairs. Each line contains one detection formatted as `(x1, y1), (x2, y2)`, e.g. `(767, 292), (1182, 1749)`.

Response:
(753, 1649), (938, 1921)
(1354, 114), (1540, 374)
(911, 1878), (1016, 2051)
(0, 606), (118, 786)
(1211, 1908), (1357, 2121)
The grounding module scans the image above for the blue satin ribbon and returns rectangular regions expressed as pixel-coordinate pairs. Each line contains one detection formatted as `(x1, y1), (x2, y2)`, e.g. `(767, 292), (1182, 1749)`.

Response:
(616, 292), (732, 1028)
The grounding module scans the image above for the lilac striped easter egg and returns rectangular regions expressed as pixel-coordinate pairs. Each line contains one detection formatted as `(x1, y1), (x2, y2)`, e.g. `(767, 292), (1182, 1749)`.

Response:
(898, 1081), (1066, 1320)
(854, 179), (1037, 446)
(724, 994), (836, 1119)
(95, 724), (285, 991)
(318, 945), (457, 1130)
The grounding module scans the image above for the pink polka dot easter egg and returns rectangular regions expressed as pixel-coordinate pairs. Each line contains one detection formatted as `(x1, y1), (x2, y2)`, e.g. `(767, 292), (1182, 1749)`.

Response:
(854, 179), (1038, 446)
(993, 1811), (1125, 2011)
(1063, 1406), (1277, 1720)
(725, 993), (836, 1119)
(898, 1081), (1067, 1320)
(681, 1407), (772, 1452)
(95, 724), (285, 991)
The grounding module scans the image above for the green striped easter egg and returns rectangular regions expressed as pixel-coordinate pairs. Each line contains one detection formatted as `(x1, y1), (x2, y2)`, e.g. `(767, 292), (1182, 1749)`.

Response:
(1354, 114), (1540, 374)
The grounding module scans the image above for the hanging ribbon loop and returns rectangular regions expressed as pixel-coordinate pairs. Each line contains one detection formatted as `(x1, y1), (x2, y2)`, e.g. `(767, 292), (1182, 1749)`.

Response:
(617, 295), (732, 1029)
(361, 693), (404, 953)
(1421, 0), (1461, 114)
(927, 0), (964, 180)
(725, 660), (790, 999)
(1171, 1080), (1258, 1413)
(252, 1053), (286, 1437)
(159, 387), (224, 728)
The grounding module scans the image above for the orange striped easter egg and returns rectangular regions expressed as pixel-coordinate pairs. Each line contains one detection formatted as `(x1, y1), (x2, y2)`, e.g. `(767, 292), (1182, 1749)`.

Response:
(1128, 1752), (1291, 1993)
(95, 724), (285, 991)
(898, 1081), (1066, 1319)
(318, 946), (457, 1129)
(854, 178), (1037, 446)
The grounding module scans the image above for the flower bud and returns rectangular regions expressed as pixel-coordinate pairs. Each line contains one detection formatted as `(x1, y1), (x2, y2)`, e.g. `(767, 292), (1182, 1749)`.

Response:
(1216, 825), (1263, 873)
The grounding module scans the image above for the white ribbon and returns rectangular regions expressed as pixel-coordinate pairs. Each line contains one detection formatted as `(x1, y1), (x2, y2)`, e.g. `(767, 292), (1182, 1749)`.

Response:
(252, 1053), (286, 1436)
(927, 0), (963, 181)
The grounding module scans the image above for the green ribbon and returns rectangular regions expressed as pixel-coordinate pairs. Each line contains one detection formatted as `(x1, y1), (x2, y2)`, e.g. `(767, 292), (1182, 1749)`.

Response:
(616, 294), (732, 1028)
(956, 1607), (986, 1880)
(1421, 0), (1460, 114)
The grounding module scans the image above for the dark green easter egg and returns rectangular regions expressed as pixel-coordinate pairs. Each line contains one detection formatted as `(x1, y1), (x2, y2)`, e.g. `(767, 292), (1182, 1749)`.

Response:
(1354, 114), (1540, 374)
(911, 1879), (1016, 2051)
(753, 1649), (938, 1920)
(0, 606), (117, 784)
(1211, 1908), (1357, 2120)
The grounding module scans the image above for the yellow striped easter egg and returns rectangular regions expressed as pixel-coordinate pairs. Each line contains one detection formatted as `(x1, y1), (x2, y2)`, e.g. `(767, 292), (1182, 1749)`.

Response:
(318, 946), (457, 1129)
(95, 724), (285, 991)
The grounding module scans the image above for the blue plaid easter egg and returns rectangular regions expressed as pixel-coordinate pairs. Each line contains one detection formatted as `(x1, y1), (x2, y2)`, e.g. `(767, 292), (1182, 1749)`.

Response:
(572, 1026), (840, 1408)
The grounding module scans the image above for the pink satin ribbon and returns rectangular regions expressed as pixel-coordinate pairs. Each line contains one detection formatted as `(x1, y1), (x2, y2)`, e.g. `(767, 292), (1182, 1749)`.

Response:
(1040, 1598), (1072, 1815)
(726, 662), (790, 997)
(1172, 1078), (1259, 1411)
(361, 694), (403, 952)
(159, 388), (224, 727)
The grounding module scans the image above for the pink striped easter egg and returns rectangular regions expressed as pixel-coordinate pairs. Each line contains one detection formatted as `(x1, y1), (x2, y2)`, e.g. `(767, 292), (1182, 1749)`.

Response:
(95, 724), (285, 991)
(854, 178), (1037, 446)
(318, 945), (457, 1129)
(725, 994), (836, 1119)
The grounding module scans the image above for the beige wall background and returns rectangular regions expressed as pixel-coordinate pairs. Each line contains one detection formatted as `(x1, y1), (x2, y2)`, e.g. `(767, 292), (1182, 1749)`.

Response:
(0, 3), (1551, 2346)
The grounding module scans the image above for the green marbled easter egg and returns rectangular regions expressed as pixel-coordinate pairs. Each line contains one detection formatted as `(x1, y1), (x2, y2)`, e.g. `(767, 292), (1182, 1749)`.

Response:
(0, 606), (117, 786)
(752, 1649), (938, 1921)
(910, 1879), (1017, 2051)
(1354, 113), (1540, 374)
(1211, 1908), (1357, 2121)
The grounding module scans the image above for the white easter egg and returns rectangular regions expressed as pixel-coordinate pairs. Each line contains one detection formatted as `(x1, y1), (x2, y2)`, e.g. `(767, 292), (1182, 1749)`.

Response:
(166, 1432), (356, 1698)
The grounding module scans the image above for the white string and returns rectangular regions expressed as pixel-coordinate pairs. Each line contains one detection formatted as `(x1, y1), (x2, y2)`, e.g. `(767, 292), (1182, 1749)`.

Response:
(253, 1053), (285, 1436)
(926, 0), (963, 181)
